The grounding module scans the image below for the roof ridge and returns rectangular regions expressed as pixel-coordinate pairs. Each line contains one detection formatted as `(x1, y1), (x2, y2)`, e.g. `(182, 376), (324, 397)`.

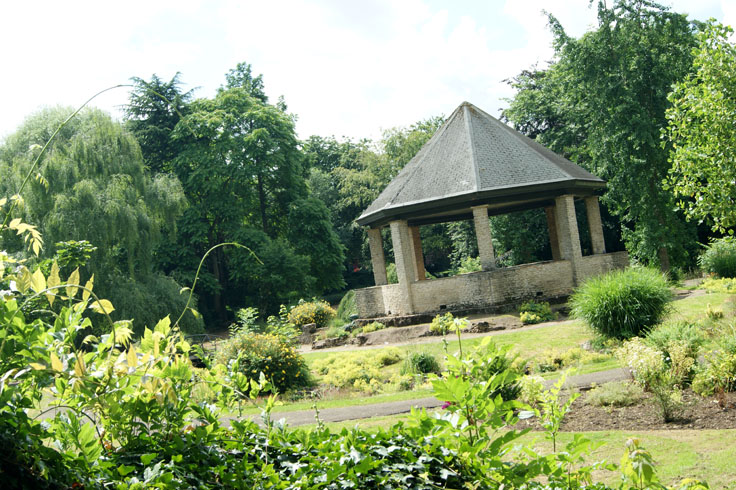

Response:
(463, 104), (481, 192)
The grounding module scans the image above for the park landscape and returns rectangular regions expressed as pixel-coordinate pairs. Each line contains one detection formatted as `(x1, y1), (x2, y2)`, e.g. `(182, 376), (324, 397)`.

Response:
(2, 0), (736, 488)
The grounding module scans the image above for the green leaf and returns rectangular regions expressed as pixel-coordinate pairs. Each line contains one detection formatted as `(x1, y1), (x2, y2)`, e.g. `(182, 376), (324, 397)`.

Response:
(140, 453), (158, 465)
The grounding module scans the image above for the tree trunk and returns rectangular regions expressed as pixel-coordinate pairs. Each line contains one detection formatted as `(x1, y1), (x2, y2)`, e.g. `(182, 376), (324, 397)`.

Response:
(658, 246), (670, 273)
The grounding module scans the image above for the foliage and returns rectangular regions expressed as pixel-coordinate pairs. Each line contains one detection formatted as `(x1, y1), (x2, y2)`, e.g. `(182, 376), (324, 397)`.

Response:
(429, 312), (468, 335)
(701, 277), (736, 293)
(570, 267), (672, 339)
(287, 299), (336, 328)
(665, 22), (736, 233)
(214, 332), (311, 394)
(616, 337), (691, 421)
(335, 289), (357, 323)
(645, 321), (705, 362)
(232, 305), (299, 341)
(504, 0), (700, 269)
(360, 321), (386, 334)
(456, 255), (481, 274)
(518, 375), (546, 407)
(386, 262), (398, 284)
(699, 237), (736, 278)
(287, 197), (346, 293)
(535, 372), (580, 452)
(54, 239), (97, 272)
(526, 347), (611, 374)
(401, 351), (441, 375)
(312, 348), (403, 392)
(519, 300), (556, 325)
(692, 335), (736, 396)
(585, 381), (645, 408)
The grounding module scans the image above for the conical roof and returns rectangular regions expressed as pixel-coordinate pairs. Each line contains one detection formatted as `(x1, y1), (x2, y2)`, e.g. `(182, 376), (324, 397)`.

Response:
(357, 102), (604, 227)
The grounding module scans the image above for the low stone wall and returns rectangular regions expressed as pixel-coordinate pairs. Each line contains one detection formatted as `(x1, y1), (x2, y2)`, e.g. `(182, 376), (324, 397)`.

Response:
(355, 251), (629, 319)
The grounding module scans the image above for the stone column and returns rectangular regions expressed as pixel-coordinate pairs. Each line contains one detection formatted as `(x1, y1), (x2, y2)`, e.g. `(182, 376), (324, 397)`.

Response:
(389, 220), (415, 314)
(545, 206), (561, 261)
(409, 226), (426, 281)
(367, 227), (387, 286)
(472, 206), (496, 270)
(585, 196), (606, 255)
(554, 195), (582, 261)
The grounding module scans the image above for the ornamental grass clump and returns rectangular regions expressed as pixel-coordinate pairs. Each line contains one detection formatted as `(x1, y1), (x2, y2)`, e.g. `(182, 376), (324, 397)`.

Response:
(699, 237), (736, 278)
(570, 267), (672, 339)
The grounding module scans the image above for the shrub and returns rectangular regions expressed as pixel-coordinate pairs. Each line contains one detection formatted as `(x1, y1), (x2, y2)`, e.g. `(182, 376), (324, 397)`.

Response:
(585, 381), (644, 408)
(429, 312), (468, 335)
(214, 332), (311, 393)
(518, 375), (545, 406)
(401, 351), (441, 375)
(288, 299), (336, 328)
(322, 324), (348, 340)
(386, 262), (398, 284)
(361, 321), (386, 334)
(232, 305), (300, 342)
(692, 334), (736, 396)
(336, 290), (357, 322)
(519, 300), (556, 325)
(570, 267), (672, 339)
(457, 256), (482, 274)
(699, 237), (736, 278)
(312, 348), (403, 391)
(702, 277), (736, 293)
(645, 321), (705, 361)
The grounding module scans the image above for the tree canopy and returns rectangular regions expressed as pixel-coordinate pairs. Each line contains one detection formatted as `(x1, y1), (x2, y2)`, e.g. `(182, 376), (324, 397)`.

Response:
(665, 21), (736, 234)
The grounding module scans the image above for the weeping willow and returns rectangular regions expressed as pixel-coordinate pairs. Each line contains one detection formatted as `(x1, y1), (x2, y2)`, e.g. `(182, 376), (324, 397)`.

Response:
(0, 107), (200, 334)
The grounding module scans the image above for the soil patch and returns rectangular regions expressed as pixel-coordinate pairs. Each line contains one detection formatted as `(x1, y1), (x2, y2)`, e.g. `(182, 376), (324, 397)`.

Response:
(518, 388), (736, 432)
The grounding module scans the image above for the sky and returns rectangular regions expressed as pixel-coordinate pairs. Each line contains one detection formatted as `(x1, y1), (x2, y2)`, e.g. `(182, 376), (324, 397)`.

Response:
(1, 0), (733, 143)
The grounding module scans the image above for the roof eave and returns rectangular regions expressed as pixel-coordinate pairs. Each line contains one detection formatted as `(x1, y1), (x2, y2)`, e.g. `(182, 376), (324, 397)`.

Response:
(356, 178), (605, 228)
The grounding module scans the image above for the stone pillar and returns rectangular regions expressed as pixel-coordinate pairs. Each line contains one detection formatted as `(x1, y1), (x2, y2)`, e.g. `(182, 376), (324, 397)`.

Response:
(472, 206), (496, 270)
(545, 206), (561, 261)
(409, 226), (426, 281)
(389, 220), (415, 314)
(585, 196), (606, 255)
(554, 195), (582, 261)
(367, 227), (387, 286)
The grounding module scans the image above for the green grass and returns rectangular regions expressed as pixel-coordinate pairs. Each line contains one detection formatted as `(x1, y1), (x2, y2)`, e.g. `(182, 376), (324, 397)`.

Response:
(666, 292), (731, 323)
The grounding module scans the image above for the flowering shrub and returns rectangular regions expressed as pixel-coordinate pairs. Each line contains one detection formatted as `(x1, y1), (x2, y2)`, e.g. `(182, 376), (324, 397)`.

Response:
(615, 338), (665, 389)
(287, 299), (336, 328)
(702, 277), (736, 293)
(214, 332), (311, 393)
(518, 375), (546, 406)
(361, 321), (386, 334)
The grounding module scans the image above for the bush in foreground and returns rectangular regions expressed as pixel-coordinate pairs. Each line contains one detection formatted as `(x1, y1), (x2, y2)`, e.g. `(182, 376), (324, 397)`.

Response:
(570, 267), (672, 339)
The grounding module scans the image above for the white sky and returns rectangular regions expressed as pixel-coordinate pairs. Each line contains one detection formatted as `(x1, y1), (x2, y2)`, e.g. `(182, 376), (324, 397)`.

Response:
(1, 0), (733, 142)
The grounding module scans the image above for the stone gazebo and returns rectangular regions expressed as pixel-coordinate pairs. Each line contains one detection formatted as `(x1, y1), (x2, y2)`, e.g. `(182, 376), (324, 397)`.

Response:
(354, 101), (628, 320)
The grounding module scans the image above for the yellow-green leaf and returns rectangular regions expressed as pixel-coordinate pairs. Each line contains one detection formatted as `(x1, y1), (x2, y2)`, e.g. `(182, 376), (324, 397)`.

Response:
(50, 352), (63, 372)
(66, 268), (80, 299)
(82, 274), (94, 301)
(16, 267), (32, 294)
(74, 355), (86, 377)
(90, 299), (115, 315)
(0, 197), (6, 207)
(189, 307), (201, 320)
(31, 268), (46, 294)
(127, 345), (137, 369)
(48, 262), (60, 288)
(30, 362), (46, 371)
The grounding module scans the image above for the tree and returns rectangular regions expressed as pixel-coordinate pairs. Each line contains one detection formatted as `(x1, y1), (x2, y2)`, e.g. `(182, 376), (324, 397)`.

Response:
(505, 0), (700, 269)
(0, 107), (201, 335)
(665, 21), (736, 234)
(125, 73), (193, 173)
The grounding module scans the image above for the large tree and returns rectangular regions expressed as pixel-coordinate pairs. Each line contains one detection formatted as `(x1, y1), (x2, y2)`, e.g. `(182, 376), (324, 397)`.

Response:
(505, 0), (700, 269)
(0, 107), (201, 335)
(665, 21), (736, 234)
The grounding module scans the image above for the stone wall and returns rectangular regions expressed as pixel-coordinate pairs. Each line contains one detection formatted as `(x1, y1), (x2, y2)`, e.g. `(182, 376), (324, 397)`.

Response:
(355, 251), (629, 319)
